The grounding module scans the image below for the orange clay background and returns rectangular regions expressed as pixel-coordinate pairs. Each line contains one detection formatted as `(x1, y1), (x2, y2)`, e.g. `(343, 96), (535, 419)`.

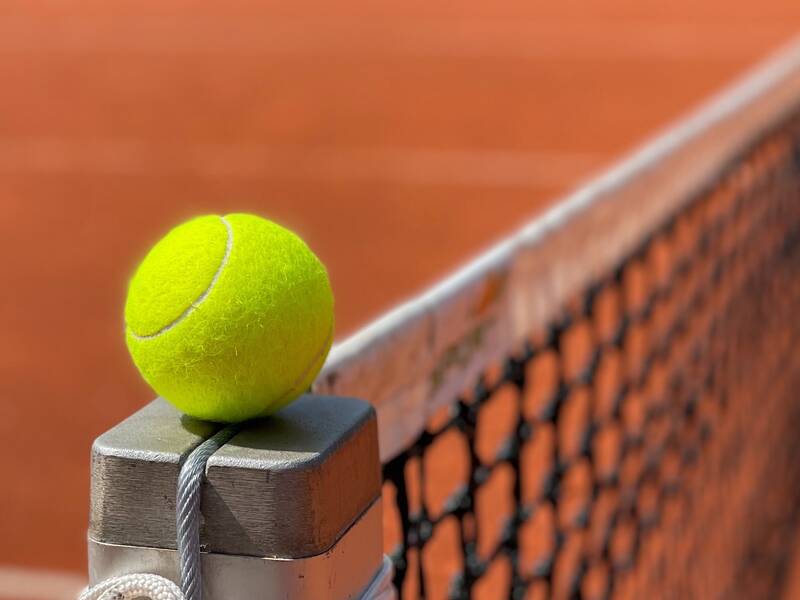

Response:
(2, 0), (800, 593)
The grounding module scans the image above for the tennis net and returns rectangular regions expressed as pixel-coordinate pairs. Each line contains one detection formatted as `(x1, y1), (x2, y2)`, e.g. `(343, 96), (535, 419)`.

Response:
(315, 41), (800, 600)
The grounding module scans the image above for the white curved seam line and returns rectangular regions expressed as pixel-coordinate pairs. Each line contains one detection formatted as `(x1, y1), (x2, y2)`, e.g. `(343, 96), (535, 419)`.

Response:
(275, 320), (335, 403)
(129, 216), (233, 340)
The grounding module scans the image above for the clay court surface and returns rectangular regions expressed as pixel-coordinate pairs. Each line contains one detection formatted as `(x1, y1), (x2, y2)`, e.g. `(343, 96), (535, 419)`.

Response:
(3, 1), (800, 597)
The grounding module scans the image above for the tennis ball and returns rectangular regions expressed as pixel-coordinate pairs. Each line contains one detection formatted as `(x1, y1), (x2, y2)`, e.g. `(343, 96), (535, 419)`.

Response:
(124, 213), (334, 423)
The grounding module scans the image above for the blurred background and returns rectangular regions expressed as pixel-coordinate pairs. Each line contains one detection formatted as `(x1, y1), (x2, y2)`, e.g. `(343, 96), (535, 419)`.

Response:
(2, 1), (800, 597)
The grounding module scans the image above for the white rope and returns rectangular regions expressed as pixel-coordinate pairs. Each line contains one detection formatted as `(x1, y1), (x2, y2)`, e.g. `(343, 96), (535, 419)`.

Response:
(80, 425), (239, 600)
(78, 573), (184, 600)
(176, 426), (240, 600)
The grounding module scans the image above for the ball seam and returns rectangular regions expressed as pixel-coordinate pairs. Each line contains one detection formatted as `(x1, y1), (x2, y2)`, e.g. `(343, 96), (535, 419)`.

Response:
(271, 319), (335, 405)
(289, 320), (333, 393)
(128, 215), (234, 340)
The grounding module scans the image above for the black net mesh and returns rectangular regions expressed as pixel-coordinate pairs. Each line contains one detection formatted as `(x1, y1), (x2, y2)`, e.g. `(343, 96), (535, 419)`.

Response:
(381, 117), (800, 599)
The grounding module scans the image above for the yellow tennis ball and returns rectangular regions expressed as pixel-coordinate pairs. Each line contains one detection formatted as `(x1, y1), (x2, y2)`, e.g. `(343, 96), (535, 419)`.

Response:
(124, 213), (334, 423)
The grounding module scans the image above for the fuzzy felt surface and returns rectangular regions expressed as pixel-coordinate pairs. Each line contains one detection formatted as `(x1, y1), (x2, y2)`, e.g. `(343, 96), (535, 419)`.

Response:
(124, 213), (334, 422)
(125, 215), (229, 338)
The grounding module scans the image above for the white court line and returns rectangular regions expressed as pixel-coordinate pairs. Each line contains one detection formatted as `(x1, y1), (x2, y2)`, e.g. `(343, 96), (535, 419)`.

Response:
(0, 16), (790, 60)
(0, 566), (85, 600)
(0, 140), (603, 188)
